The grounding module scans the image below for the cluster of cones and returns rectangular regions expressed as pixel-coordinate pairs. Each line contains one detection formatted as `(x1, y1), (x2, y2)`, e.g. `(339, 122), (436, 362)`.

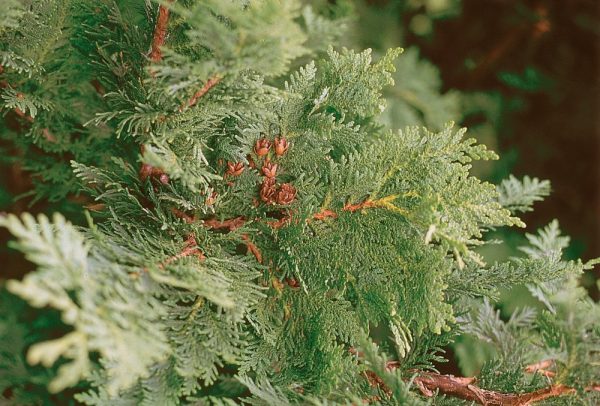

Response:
(225, 136), (297, 206)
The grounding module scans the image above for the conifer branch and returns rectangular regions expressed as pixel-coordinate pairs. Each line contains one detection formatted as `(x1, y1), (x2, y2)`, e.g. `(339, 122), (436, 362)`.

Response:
(149, 1), (174, 62)
(3, 2), (597, 401)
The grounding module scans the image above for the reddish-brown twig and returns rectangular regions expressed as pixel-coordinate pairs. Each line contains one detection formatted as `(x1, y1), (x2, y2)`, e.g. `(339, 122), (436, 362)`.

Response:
(90, 79), (106, 95)
(14, 107), (33, 122)
(311, 196), (399, 224)
(266, 211), (293, 229)
(203, 216), (246, 232)
(85, 203), (106, 212)
(357, 355), (598, 405)
(171, 208), (197, 224)
(364, 370), (391, 396)
(179, 75), (222, 111)
(160, 234), (205, 267)
(412, 372), (595, 406)
(524, 359), (556, 378)
(343, 200), (377, 213)
(148, 5), (220, 112)
(312, 209), (338, 221)
(130, 234), (205, 278)
(242, 234), (262, 263)
(14, 107), (57, 143)
(149, 1), (174, 62)
(170, 211), (248, 231)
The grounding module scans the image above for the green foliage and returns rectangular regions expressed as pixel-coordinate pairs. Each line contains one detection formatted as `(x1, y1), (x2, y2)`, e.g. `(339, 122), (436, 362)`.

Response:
(381, 47), (460, 130)
(0, 1), (597, 405)
(498, 67), (554, 93)
(0, 290), (76, 405)
(497, 175), (551, 214)
(0, 0), (25, 35)
(0, 0), (119, 204)
(172, 0), (308, 77)
(463, 274), (600, 404)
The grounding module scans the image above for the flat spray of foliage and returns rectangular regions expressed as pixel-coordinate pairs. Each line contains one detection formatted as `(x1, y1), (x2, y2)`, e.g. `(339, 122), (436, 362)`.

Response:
(0, 1), (598, 405)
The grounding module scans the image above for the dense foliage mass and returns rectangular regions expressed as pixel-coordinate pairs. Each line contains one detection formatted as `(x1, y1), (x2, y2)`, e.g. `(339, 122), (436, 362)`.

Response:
(0, 1), (598, 404)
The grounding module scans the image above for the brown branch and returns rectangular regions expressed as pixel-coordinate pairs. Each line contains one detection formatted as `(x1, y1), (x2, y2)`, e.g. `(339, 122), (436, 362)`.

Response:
(171, 208), (197, 224)
(170, 209), (247, 232)
(307, 203), (369, 226)
(242, 234), (262, 263)
(310, 196), (397, 224)
(354, 356), (599, 406)
(267, 217), (291, 229)
(312, 209), (337, 221)
(160, 234), (205, 267)
(149, 1), (174, 62)
(41, 127), (57, 143)
(266, 211), (293, 229)
(130, 234), (204, 279)
(412, 372), (592, 406)
(524, 359), (556, 378)
(85, 203), (106, 212)
(90, 79), (106, 96)
(203, 216), (246, 232)
(148, 5), (220, 114)
(343, 199), (376, 213)
(14, 107), (33, 122)
(179, 75), (222, 111)
(14, 107), (57, 143)
(364, 370), (391, 396)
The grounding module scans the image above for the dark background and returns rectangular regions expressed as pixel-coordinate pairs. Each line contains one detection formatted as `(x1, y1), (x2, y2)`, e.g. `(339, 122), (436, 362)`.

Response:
(410, 0), (600, 263)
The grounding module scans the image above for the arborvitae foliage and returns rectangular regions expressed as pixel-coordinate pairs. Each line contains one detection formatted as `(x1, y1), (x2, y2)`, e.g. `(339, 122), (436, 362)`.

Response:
(0, 1), (598, 405)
